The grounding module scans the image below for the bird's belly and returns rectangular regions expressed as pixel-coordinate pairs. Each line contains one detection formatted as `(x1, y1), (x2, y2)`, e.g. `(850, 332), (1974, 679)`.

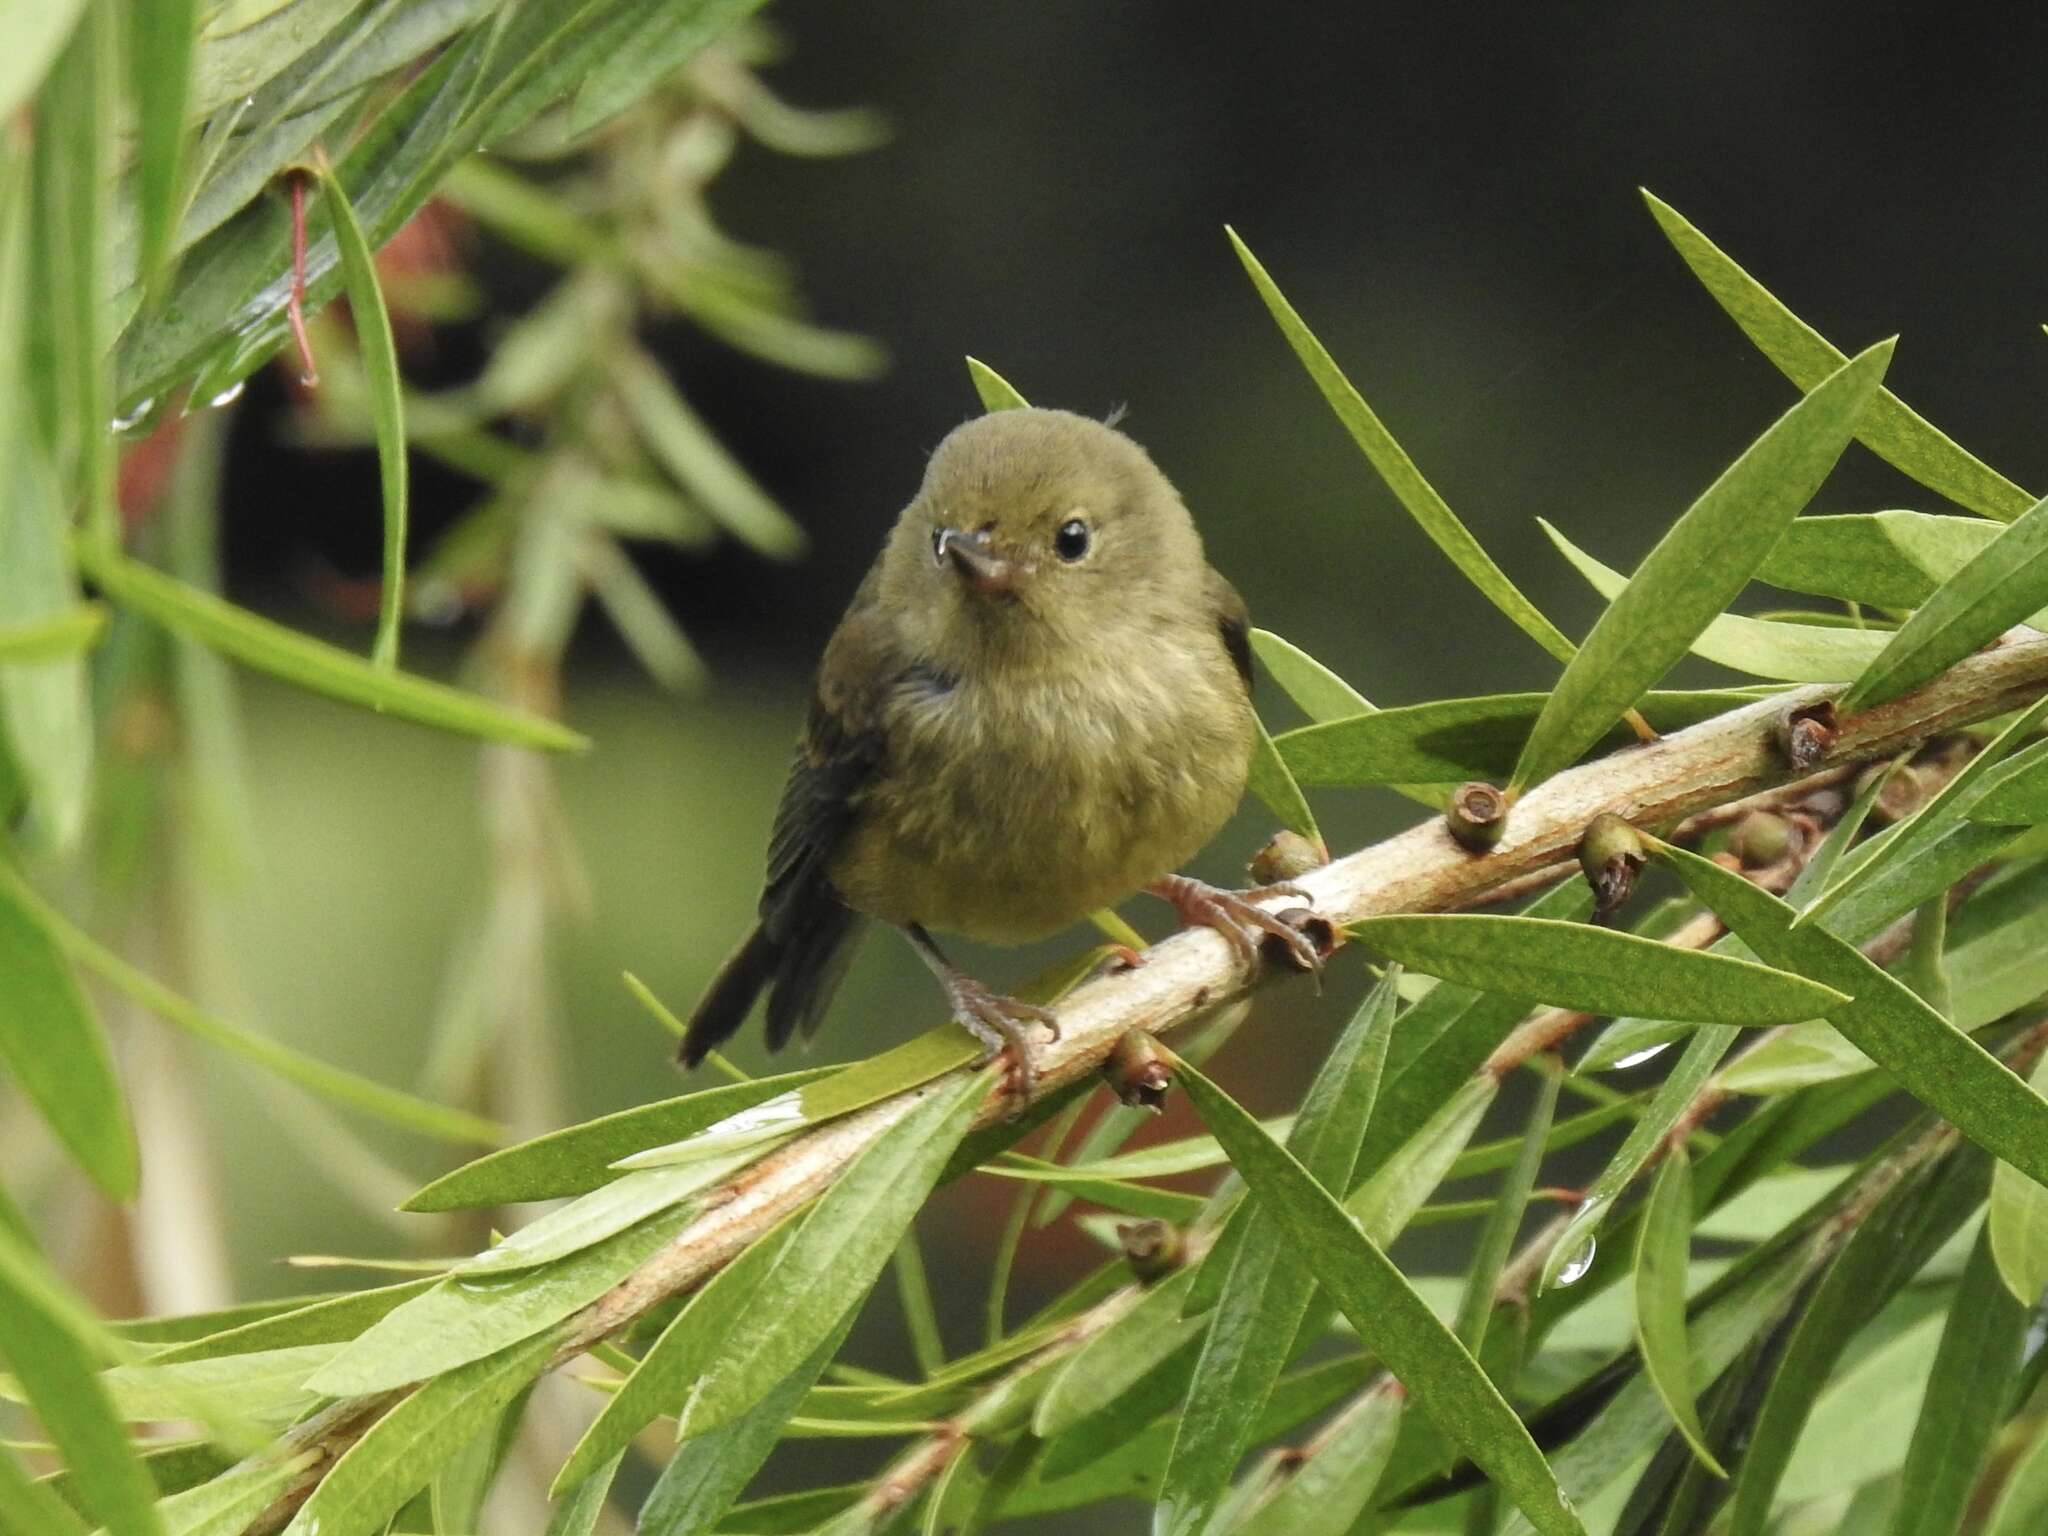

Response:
(830, 679), (1252, 943)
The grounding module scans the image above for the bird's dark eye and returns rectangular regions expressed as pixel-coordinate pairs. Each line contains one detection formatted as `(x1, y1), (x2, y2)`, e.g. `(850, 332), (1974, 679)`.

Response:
(930, 526), (946, 562)
(1054, 518), (1091, 562)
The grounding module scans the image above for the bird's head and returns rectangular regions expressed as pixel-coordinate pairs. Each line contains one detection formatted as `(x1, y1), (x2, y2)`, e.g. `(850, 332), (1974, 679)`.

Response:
(882, 407), (1206, 665)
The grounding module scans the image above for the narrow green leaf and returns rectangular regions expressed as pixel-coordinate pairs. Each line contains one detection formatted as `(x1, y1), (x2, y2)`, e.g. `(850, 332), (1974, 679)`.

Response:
(637, 1314), (860, 1536)
(567, 1073), (990, 1487)
(1275, 687), (1771, 787)
(1633, 1150), (1726, 1476)
(152, 1279), (438, 1365)
(1229, 227), (1574, 663)
(1348, 914), (1845, 1025)
(1156, 971), (1400, 1536)
(1350, 884), (1593, 1193)
(1886, 1220), (2028, 1536)
(459, 1146), (762, 1276)
(0, 1229), (161, 1536)
(1171, 1057), (1586, 1536)
(1969, 757), (2048, 825)
(0, 865), (499, 1147)
(996, 1123), (1284, 1184)
(1984, 1419), (2048, 1536)
(1542, 1023), (1735, 1292)
(1874, 507), (2048, 608)
(541, 1452), (617, 1536)
(1653, 839), (2048, 1189)
(1902, 896), (1951, 1017)
(75, 1345), (338, 1427)
(983, 1165), (1203, 1224)
(1542, 520), (1890, 682)
(892, 1231), (946, 1377)
(618, 1022), (999, 1171)
(281, 1332), (553, 1536)
(1244, 709), (1321, 848)
(566, 0), (765, 136)
(1347, 1073), (1499, 1245)
(610, 348), (805, 560)
(0, 871), (136, 1197)
(1842, 490), (2048, 710)
(1798, 699), (2048, 938)
(32, 0), (116, 552)
(0, 0), (88, 118)
(1728, 1155), (1982, 1536)
(1235, 1376), (1405, 1536)
(554, 1218), (799, 1496)
(78, 549), (586, 750)
(0, 1443), (88, 1536)
(309, 1204), (694, 1396)
(140, 1453), (312, 1536)
(1715, 1023), (1874, 1097)
(1452, 1085), (1638, 1181)
(0, 133), (92, 849)
(1645, 191), (2035, 520)
(1032, 1269), (1203, 1442)
(1950, 860), (2048, 1028)
(1455, 1057), (1560, 1352)
(188, 0), (360, 120)
(1988, 1051), (2048, 1305)
(1248, 627), (1370, 720)
(312, 163), (409, 669)
(1508, 341), (1892, 791)
(1757, 514), (1938, 610)
(999, 1357), (1376, 1521)
(1251, 627), (1447, 807)
(0, 604), (107, 662)
(584, 535), (708, 693)
(403, 1069), (834, 1211)
(110, 1295), (342, 1349)
(127, 0), (199, 296)
(966, 356), (1029, 410)
(1533, 1147), (1959, 1536)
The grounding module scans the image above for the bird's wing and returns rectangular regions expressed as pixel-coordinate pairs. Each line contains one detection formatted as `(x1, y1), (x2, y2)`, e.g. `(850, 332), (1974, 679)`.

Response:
(1207, 565), (1255, 693)
(759, 571), (909, 936)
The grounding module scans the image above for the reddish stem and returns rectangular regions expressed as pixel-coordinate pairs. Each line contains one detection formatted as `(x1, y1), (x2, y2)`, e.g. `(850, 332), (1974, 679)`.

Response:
(288, 172), (319, 386)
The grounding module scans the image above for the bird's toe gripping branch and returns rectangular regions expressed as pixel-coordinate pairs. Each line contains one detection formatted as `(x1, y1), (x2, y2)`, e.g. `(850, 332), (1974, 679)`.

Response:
(1147, 873), (1334, 973)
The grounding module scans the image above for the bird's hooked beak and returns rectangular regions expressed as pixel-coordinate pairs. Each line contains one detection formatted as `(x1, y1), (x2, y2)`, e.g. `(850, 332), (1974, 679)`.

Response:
(936, 528), (1021, 599)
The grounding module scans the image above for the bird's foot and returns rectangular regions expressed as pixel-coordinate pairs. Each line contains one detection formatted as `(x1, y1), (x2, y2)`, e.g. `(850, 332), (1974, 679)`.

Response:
(940, 971), (1060, 1099)
(1147, 874), (1330, 973)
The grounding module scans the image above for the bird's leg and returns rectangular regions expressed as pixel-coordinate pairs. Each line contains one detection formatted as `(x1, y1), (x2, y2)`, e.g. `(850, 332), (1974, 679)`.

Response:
(1146, 874), (1328, 973)
(904, 924), (1059, 1097)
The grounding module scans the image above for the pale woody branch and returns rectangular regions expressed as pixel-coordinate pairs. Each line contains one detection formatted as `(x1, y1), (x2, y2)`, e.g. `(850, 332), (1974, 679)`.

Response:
(253, 629), (2048, 1527)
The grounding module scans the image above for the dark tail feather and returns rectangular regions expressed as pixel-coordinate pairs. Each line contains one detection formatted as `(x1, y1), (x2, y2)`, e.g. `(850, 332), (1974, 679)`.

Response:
(680, 922), (781, 1066)
(765, 905), (864, 1052)
(680, 906), (866, 1067)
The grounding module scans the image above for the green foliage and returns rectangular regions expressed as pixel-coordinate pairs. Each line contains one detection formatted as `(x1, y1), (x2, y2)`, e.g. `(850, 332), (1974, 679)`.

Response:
(10, 12), (2048, 1533)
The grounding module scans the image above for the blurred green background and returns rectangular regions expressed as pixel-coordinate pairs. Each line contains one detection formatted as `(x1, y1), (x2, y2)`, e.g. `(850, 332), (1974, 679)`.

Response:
(64, 0), (2048, 1519)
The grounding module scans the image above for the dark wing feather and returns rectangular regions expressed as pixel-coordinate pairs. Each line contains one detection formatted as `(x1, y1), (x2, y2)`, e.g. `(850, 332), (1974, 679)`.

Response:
(682, 579), (897, 1064)
(1208, 566), (1255, 693)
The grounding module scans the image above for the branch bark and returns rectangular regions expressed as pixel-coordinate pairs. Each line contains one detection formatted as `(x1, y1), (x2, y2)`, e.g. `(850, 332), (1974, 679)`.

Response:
(252, 631), (2048, 1528)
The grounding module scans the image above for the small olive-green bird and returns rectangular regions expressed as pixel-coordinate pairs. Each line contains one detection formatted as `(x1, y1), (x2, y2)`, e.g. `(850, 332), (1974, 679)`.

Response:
(681, 406), (1319, 1089)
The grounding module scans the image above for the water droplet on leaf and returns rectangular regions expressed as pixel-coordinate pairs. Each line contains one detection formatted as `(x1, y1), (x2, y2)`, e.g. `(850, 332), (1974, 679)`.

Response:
(1555, 1236), (1597, 1287)
(110, 398), (155, 433)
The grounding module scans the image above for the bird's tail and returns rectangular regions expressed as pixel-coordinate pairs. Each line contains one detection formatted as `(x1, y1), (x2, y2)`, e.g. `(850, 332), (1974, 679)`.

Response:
(679, 903), (865, 1067)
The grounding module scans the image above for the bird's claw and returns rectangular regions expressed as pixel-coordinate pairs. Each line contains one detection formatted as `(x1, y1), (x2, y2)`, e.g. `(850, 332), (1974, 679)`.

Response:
(1148, 875), (1330, 974)
(942, 974), (1059, 1100)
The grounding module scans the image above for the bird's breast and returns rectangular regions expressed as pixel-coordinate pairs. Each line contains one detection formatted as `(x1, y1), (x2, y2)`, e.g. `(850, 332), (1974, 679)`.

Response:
(828, 645), (1254, 942)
